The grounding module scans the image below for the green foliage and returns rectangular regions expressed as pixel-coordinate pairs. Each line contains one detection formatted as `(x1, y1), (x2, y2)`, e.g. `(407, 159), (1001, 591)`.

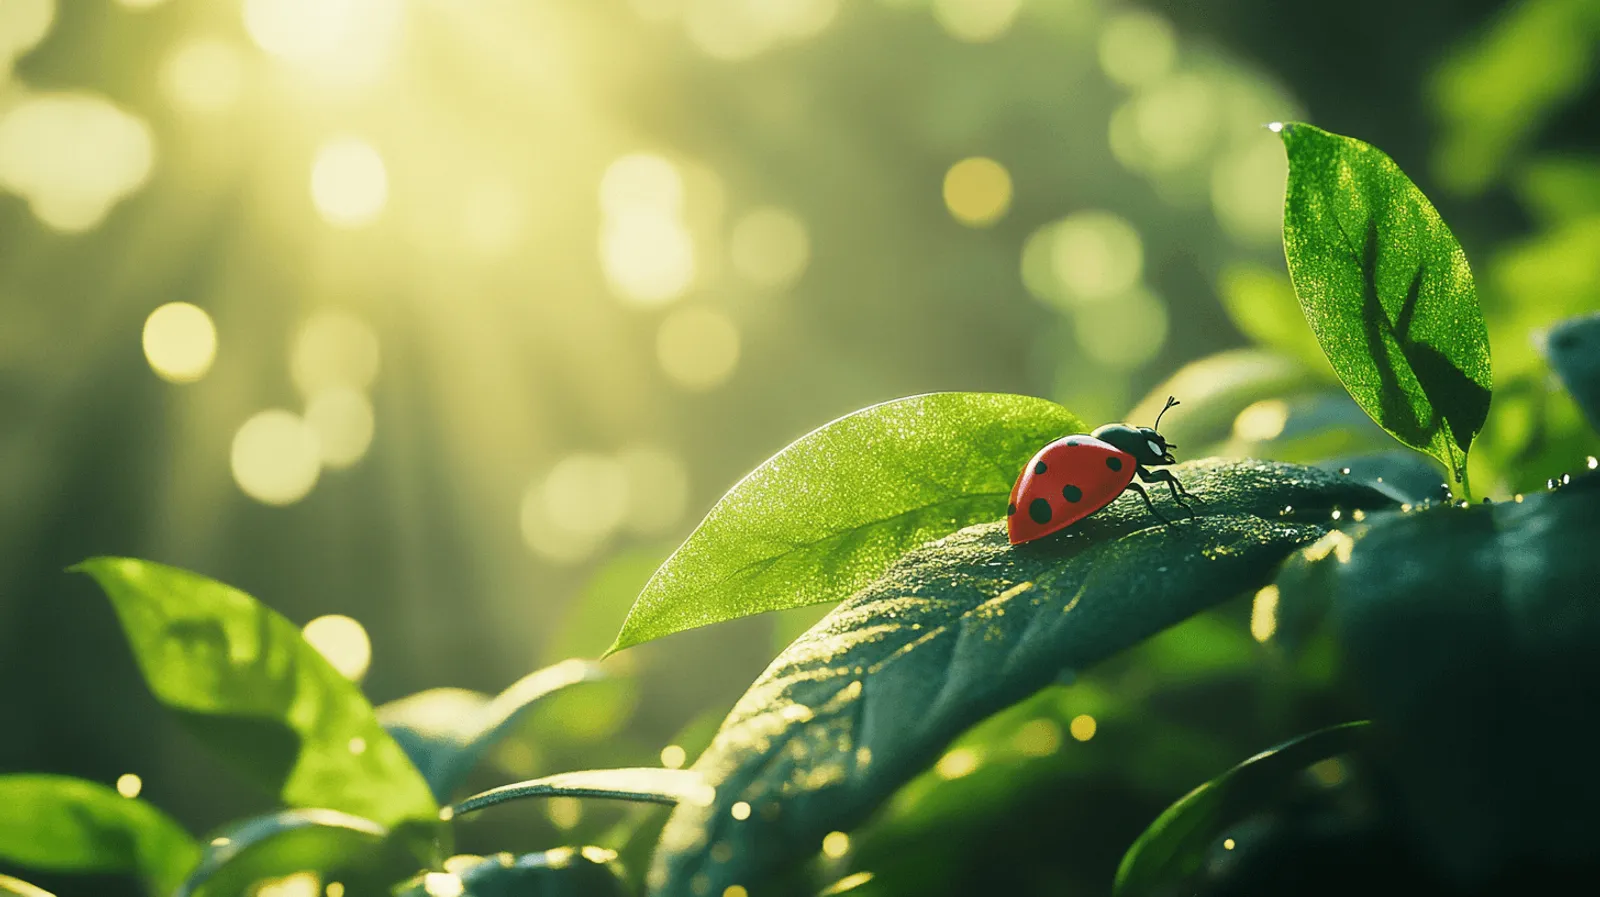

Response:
(1113, 721), (1370, 897)
(0, 876), (53, 897)
(72, 558), (439, 830)
(378, 659), (607, 802)
(648, 460), (1396, 894)
(1543, 311), (1600, 432)
(450, 768), (715, 820)
(1278, 122), (1493, 494)
(1215, 263), (1331, 374)
(606, 393), (1085, 655)
(1271, 474), (1600, 881)
(176, 809), (416, 897)
(0, 775), (199, 897)
(392, 848), (630, 897)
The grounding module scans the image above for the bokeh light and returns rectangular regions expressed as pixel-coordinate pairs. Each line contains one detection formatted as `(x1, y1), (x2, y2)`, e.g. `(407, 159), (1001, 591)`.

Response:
(311, 138), (389, 228)
(0, 93), (154, 232)
(1012, 718), (1063, 757)
(729, 207), (811, 289)
(1098, 9), (1178, 89)
(115, 773), (142, 798)
(935, 747), (979, 779)
(231, 410), (321, 506)
(1108, 73), (1220, 175)
(1069, 714), (1097, 742)
(1234, 398), (1290, 442)
(301, 614), (372, 681)
(290, 310), (380, 397)
(115, 0), (170, 8)
(943, 157), (1013, 227)
(1022, 211), (1145, 310)
(601, 154), (684, 218)
(160, 38), (246, 114)
(305, 387), (375, 469)
(1210, 132), (1289, 245)
(618, 445), (690, 535)
(542, 453), (630, 540)
(0, 0), (54, 67)
(660, 744), (687, 769)
(1073, 286), (1168, 369)
(931, 0), (1022, 44)
(657, 307), (740, 390)
(683, 0), (839, 62)
(142, 302), (218, 384)
(243, 0), (403, 85)
(602, 210), (697, 306)
(821, 831), (850, 859)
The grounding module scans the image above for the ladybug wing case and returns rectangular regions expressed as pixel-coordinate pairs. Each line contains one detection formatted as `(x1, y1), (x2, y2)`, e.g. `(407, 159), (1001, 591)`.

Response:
(1006, 435), (1137, 545)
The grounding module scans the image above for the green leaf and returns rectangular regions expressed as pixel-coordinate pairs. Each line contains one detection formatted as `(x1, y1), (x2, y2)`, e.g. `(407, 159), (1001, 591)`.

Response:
(378, 659), (607, 802)
(1277, 122), (1493, 493)
(1542, 311), (1600, 433)
(647, 459), (1397, 895)
(71, 557), (438, 829)
(606, 393), (1085, 655)
(449, 768), (716, 821)
(0, 876), (54, 897)
(1113, 721), (1370, 897)
(1515, 156), (1600, 225)
(393, 849), (629, 897)
(176, 809), (420, 897)
(1271, 473), (1600, 883)
(1125, 349), (1318, 455)
(1216, 263), (1331, 373)
(0, 775), (200, 897)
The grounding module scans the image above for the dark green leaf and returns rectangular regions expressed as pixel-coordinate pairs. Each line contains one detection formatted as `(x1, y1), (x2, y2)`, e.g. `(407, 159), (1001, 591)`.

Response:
(1278, 122), (1492, 492)
(378, 659), (607, 802)
(1271, 474), (1600, 883)
(1542, 311), (1600, 433)
(393, 848), (629, 897)
(647, 459), (1396, 895)
(0, 876), (54, 897)
(606, 393), (1085, 655)
(177, 809), (419, 897)
(449, 768), (715, 821)
(71, 558), (438, 829)
(0, 775), (199, 897)
(1113, 721), (1370, 897)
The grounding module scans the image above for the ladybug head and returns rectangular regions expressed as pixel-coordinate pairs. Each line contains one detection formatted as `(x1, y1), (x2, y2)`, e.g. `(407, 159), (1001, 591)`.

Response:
(1089, 396), (1181, 466)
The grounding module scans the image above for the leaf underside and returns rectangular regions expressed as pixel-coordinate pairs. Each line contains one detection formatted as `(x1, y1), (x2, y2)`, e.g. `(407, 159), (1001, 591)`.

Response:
(608, 393), (1085, 655)
(1279, 122), (1492, 489)
(647, 459), (1397, 895)
(177, 809), (398, 897)
(451, 768), (716, 820)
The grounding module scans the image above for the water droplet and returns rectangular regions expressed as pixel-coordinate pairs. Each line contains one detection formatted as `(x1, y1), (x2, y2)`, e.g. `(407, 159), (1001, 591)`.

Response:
(1514, 494), (1525, 503)
(1562, 473), (1572, 485)
(1400, 504), (1413, 513)
(1280, 505), (1293, 516)
(1339, 467), (1351, 475)
(1548, 478), (1559, 490)
(1330, 509), (1342, 520)
(1588, 456), (1598, 470)
(1482, 497), (1492, 504)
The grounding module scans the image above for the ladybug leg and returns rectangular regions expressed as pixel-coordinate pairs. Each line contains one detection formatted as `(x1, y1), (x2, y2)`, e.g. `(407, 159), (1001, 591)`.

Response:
(1124, 481), (1170, 524)
(1139, 467), (1202, 515)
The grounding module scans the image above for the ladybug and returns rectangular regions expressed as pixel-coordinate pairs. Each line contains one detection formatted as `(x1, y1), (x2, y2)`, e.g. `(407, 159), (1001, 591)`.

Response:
(1006, 396), (1199, 545)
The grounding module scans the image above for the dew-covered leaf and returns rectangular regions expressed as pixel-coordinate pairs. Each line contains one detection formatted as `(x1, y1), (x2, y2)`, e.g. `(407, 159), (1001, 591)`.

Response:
(176, 809), (421, 897)
(1278, 122), (1492, 491)
(1271, 473), (1600, 883)
(450, 768), (715, 821)
(1113, 721), (1369, 897)
(378, 659), (607, 802)
(647, 459), (1396, 895)
(607, 393), (1085, 654)
(1542, 310), (1600, 433)
(393, 848), (629, 897)
(0, 774), (200, 897)
(72, 558), (438, 828)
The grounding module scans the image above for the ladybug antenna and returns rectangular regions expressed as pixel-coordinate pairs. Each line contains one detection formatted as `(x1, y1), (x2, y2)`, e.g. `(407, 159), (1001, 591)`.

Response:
(1154, 395), (1180, 432)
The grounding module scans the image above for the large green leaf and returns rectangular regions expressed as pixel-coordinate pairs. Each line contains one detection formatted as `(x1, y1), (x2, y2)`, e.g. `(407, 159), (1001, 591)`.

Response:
(1542, 310), (1600, 433)
(176, 809), (419, 897)
(1270, 472), (1600, 883)
(72, 558), (438, 829)
(1113, 721), (1369, 897)
(378, 659), (607, 802)
(606, 393), (1085, 655)
(1277, 122), (1492, 493)
(647, 459), (1396, 895)
(393, 849), (629, 897)
(0, 774), (200, 897)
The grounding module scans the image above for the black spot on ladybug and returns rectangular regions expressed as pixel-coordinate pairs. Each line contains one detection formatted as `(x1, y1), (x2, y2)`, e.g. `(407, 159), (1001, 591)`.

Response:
(1062, 484), (1083, 503)
(1106, 457), (1123, 472)
(1029, 498), (1052, 524)
(1007, 502), (1017, 516)
(1034, 461), (1048, 474)
(1065, 437), (1083, 445)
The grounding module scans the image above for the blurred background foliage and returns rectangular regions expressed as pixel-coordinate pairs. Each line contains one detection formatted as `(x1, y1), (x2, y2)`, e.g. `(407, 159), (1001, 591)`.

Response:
(0, 0), (1596, 894)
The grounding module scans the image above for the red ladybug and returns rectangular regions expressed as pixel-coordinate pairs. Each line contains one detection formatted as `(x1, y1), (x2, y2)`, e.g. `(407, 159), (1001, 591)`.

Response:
(1006, 396), (1199, 545)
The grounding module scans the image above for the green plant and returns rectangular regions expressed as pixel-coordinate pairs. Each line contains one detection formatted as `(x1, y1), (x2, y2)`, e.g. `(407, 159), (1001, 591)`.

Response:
(5, 122), (1598, 897)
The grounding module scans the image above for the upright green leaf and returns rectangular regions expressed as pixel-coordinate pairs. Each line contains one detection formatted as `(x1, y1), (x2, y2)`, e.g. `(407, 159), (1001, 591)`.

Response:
(647, 460), (1396, 895)
(1271, 473), (1600, 883)
(378, 659), (608, 802)
(0, 775), (200, 897)
(1277, 122), (1492, 493)
(606, 393), (1084, 654)
(1114, 721), (1370, 897)
(72, 558), (438, 829)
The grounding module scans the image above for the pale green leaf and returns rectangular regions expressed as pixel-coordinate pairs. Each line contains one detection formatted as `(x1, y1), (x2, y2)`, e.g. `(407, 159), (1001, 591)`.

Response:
(176, 809), (416, 897)
(72, 557), (438, 829)
(1278, 122), (1492, 492)
(0, 876), (54, 897)
(450, 768), (716, 821)
(0, 774), (200, 897)
(607, 393), (1084, 654)
(647, 459), (1396, 894)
